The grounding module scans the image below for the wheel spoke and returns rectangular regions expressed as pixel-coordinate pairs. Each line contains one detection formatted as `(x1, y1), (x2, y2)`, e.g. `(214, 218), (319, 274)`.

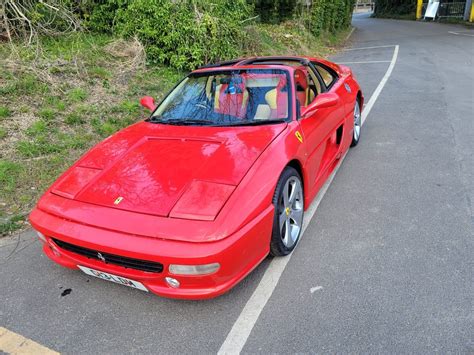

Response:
(282, 219), (291, 246)
(283, 180), (290, 207)
(290, 209), (303, 226)
(287, 222), (295, 244)
(288, 180), (297, 204)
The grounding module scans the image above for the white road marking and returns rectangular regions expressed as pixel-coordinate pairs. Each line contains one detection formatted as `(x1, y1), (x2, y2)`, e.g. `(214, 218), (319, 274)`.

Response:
(345, 27), (356, 41)
(218, 45), (400, 355)
(343, 44), (397, 51)
(310, 286), (323, 293)
(361, 45), (399, 125)
(449, 31), (474, 37)
(337, 60), (391, 64)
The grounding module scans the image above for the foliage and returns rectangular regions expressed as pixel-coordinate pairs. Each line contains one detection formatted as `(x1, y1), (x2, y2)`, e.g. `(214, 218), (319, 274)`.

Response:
(69, 0), (129, 33)
(249, 0), (298, 23)
(110, 0), (252, 70)
(79, 0), (354, 70)
(301, 0), (355, 37)
(1, 0), (80, 44)
(373, 0), (416, 17)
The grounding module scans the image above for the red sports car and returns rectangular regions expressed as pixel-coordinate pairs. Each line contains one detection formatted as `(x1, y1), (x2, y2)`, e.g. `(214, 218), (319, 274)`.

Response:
(30, 56), (363, 299)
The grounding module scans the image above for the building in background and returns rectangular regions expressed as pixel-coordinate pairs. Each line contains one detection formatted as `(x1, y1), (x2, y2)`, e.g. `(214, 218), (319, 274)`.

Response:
(354, 0), (375, 13)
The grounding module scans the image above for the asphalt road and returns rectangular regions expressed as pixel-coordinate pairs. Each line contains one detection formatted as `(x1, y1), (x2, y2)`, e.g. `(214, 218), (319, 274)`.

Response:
(1, 13), (473, 354)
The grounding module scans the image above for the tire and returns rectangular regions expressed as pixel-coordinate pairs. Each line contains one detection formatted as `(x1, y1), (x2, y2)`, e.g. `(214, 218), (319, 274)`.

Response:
(270, 167), (304, 256)
(351, 99), (361, 147)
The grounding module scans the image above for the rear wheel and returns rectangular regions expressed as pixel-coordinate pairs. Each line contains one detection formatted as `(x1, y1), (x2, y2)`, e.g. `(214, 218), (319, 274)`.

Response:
(351, 99), (361, 147)
(270, 167), (304, 256)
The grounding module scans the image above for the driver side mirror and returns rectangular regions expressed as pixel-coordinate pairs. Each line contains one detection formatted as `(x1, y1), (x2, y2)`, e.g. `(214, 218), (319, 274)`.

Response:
(300, 93), (339, 119)
(140, 96), (156, 112)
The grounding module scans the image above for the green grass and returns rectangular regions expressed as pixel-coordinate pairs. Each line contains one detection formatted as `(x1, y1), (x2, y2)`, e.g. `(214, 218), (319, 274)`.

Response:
(0, 26), (351, 236)
(38, 108), (56, 121)
(0, 214), (25, 237)
(0, 160), (21, 187)
(68, 88), (88, 102)
(0, 106), (11, 118)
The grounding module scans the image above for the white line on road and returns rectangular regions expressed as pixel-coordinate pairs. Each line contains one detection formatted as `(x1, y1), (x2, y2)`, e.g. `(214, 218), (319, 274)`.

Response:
(361, 45), (399, 125)
(218, 44), (400, 355)
(449, 31), (474, 37)
(345, 27), (356, 41)
(337, 60), (391, 64)
(342, 44), (397, 51)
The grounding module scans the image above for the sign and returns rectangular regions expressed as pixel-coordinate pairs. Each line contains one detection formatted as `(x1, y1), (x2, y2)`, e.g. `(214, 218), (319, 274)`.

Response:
(425, 0), (440, 19)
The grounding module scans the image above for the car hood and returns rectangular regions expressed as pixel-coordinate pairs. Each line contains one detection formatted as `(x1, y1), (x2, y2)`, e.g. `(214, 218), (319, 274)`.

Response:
(51, 121), (286, 218)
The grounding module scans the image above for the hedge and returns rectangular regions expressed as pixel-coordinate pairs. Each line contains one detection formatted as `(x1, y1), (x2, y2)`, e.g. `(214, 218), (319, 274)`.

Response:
(78, 0), (355, 70)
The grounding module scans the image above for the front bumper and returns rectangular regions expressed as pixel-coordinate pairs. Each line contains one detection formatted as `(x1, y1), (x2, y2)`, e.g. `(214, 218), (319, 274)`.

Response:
(29, 205), (274, 299)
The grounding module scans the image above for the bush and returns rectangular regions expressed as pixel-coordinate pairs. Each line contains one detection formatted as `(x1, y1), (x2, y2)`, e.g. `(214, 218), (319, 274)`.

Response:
(250, 0), (298, 24)
(73, 0), (129, 33)
(82, 0), (251, 70)
(77, 0), (355, 70)
(304, 0), (355, 37)
(2, 0), (80, 44)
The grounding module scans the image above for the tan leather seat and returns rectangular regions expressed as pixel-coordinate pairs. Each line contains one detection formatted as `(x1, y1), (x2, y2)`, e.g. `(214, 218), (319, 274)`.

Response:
(254, 104), (271, 120)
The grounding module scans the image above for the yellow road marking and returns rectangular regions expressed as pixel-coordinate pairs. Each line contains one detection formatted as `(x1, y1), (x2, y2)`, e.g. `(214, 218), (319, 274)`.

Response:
(0, 327), (59, 355)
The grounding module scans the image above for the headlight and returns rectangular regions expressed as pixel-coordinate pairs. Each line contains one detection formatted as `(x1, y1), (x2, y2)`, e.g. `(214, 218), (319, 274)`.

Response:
(169, 263), (220, 275)
(169, 180), (235, 221)
(36, 231), (47, 242)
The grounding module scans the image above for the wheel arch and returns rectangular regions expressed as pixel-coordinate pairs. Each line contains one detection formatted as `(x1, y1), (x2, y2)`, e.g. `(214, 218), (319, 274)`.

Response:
(286, 159), (303, 181)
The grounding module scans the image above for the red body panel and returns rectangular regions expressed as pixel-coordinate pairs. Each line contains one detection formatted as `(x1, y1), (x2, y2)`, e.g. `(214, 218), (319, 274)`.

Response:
(30, 56), (363, 299)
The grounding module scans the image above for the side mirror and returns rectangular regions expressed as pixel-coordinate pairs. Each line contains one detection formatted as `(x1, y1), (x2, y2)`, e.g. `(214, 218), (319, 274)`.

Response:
(140, 96), (156, 112)
(300, 93), (339, 119)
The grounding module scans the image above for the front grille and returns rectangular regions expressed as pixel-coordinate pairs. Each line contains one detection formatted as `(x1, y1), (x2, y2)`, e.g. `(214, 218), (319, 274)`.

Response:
(52, 238), (163, 273)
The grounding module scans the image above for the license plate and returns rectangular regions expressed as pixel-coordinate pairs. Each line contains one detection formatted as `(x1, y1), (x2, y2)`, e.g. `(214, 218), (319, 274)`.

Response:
(78, 265), (148, 292)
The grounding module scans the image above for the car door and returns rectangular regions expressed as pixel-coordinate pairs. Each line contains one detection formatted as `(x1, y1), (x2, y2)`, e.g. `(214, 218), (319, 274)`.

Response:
(297, 64), (345, 195)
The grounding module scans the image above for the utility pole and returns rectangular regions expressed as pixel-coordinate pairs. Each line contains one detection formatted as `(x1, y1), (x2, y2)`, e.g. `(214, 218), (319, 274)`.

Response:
(464, 0), (474, 22)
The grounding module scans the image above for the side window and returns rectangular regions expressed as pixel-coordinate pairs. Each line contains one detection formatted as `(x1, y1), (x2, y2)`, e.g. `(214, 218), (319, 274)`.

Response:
(294, 69), (309, 108)
(315, 64), (337, 88)
(306, 69), (321, 104)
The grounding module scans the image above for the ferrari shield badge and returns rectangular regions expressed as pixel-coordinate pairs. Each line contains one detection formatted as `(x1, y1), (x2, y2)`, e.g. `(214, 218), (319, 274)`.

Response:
(295, 131), (303, 143)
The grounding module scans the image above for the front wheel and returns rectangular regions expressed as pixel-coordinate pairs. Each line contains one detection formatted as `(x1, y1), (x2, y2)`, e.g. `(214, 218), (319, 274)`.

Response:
(351, 99), (361, 147)
(270, 167), (304, 256)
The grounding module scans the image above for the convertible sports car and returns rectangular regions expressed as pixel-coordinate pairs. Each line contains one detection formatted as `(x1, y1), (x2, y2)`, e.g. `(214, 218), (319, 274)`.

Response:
(30, 56), (363, 299)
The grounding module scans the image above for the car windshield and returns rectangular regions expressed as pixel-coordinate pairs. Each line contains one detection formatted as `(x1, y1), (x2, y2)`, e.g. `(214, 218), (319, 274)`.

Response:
(150, 69), (291, 126)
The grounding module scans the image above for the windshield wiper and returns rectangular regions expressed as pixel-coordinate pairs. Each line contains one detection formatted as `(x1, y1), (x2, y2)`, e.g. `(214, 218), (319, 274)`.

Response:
(149, 118), (215, 126)
(226, 119), (287, 126)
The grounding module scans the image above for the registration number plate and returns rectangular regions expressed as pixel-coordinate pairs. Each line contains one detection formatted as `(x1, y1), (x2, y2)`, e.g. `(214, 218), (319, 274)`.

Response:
(78, 265), (148, 292)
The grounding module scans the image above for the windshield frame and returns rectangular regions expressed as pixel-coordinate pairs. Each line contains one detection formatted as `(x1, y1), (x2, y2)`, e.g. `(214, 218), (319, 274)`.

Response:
(146, 67), (294, 126)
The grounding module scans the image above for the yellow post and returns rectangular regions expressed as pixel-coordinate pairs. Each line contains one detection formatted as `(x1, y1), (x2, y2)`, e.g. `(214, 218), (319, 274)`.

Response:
(470, 3), (474, 22)
(416, 0), (424, 19)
